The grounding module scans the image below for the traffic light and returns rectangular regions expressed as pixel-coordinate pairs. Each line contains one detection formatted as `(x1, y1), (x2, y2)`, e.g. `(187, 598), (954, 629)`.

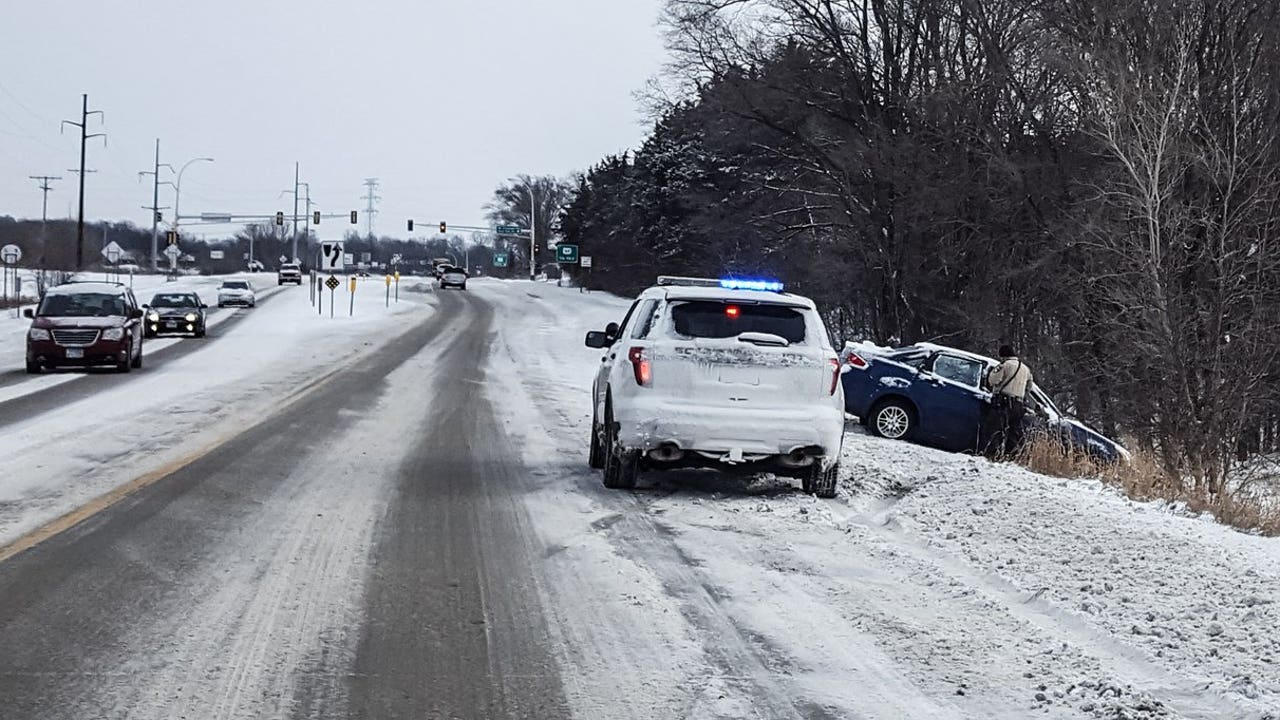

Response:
(313, 211), (321, 225)
(166, 231), (178, 245)
(154, 210), (162, 222)
(439, 221), (446, 234)
(275, 211), (284, 226)
(350, 210), (358, 224)
(407, 219), (414, 232)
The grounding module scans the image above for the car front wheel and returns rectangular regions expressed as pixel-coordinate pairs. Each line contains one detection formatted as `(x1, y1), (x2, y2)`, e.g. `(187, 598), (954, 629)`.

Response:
(869, 399), (915, 440)
(25, 360), (41, 375)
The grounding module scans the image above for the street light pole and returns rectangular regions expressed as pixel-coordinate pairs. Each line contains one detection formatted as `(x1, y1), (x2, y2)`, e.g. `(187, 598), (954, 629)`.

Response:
(172, 156), (214, 263)
(292, 162), (300, 261)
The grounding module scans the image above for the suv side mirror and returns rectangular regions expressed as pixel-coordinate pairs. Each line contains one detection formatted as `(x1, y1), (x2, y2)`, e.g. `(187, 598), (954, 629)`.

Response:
(604, 321), (620, 339)
(130, 308), (144, 319)
(23, 308), (34, 319)
(200, 303), (208, 309)
(585, 331), (612, 349)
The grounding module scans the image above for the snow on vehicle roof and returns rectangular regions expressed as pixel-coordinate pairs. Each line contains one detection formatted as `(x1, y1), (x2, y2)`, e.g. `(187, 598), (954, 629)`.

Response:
(912, 342), (1000, 366)
(47, 282), (126, 295)
(645, 284), (816, 308)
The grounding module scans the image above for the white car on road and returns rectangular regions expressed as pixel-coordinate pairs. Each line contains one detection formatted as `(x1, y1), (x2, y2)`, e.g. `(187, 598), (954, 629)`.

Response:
(439, 267), (468, 290)
(585, 276), (845, 496)
(217, 280), (256, 308)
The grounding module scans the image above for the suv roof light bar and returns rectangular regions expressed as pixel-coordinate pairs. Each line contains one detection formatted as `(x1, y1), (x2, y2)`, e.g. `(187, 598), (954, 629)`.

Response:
(656, 276), (721, 287)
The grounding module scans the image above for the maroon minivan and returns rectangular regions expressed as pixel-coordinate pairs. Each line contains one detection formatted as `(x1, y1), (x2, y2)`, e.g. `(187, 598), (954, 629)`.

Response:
(24, 281), (145, 374)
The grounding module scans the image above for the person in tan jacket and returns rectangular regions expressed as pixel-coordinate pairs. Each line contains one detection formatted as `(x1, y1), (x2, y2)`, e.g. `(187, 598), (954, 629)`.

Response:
(982, 344), (1033, 458)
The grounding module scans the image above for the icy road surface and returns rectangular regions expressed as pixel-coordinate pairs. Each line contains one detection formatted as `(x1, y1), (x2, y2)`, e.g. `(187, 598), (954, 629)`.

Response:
(0, 279), (1275, 719)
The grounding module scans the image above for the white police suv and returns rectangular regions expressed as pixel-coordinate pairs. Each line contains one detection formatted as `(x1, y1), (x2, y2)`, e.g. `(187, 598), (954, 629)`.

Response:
(585, 277), (845, 497)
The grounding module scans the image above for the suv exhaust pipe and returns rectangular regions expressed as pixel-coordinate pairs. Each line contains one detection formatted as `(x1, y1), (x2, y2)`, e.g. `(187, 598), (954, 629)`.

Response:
(647, 443), (685, 462)
(778, 445), (824, 469)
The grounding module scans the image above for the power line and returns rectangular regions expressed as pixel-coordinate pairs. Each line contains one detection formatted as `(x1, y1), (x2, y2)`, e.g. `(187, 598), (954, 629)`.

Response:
(362, 178), (381, 237)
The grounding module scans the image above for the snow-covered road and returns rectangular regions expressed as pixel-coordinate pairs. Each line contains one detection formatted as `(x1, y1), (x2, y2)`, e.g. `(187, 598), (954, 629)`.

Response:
(482, 280), (1279, 720)
(0, 278), (1274, 719)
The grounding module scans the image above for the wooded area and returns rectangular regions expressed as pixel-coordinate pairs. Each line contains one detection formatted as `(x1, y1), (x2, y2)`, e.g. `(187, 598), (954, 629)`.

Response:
(557, 0), (1280, 495)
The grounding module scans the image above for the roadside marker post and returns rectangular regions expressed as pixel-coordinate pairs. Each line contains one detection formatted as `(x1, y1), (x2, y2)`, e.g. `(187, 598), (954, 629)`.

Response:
(348, 276), (357, 316)
(324, 274), (340, 318)
(394, 271), (400, 303)
(385, 274), (391, 307)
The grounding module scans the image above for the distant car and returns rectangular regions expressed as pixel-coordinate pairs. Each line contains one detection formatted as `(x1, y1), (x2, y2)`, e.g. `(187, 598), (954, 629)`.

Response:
(840, 342), (1127, 462)
(439, 267), (468, 290)
(217, 280), (256, 308)
(277, 262), (302, 285)
(586, 276), (845, 497)
(24, 281), (145, 374)
(144, 291), (207, 337)
(246, 260), (264, 272)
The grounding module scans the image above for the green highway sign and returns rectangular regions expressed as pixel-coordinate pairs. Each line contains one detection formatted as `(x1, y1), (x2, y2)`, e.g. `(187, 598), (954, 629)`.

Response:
(495, 225), (522, 235)
(555, 244), (579, 264)
(493, 253), (509, 268)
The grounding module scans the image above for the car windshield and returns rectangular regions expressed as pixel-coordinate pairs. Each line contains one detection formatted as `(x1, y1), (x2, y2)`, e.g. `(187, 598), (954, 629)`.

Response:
(38, 292), (127, 317)
(222, 281), (249, 290)
(670, 300), (807, 344)
(150, 293), (197, 308)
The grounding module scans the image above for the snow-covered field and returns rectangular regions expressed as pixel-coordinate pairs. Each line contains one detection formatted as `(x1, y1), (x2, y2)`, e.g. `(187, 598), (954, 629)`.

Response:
(0, 274), (435, 547)
(479, 280), (1280, 720)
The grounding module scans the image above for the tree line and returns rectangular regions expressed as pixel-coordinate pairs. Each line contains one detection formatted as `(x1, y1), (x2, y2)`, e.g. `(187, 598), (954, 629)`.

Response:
(0, 216), (513, 278)
(555, 0), (1280, 495)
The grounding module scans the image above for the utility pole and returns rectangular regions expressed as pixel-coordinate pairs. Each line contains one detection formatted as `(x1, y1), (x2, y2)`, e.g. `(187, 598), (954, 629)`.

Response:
(138, 139), (173, 272)
(362, 178), (381, 238)
(300, 182), (311, 259)
(61, 94), (106, 272)
(527, 185), (538, 280)
(29, 176), (61, 268)
(292, 162), (301, 260)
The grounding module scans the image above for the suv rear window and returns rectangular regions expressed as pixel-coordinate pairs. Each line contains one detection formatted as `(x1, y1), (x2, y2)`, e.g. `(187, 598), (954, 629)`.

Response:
(670, 301), (807, 344)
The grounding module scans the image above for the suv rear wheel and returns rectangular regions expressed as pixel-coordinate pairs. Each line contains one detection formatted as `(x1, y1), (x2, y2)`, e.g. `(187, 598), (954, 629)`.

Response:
(601, 406), (639, 489)
(802, 462), (838, 498)
(588, 409), (605, 469)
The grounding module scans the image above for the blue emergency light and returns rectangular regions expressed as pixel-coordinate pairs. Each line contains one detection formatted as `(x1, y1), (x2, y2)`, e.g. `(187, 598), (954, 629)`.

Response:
(718, 278), (785, 292)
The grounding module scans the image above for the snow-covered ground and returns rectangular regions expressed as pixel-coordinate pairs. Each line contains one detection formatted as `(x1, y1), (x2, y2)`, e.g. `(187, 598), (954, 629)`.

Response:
(0, 274), (435, 547)
(3, 276), (1277, 718)
(478, 280), (1280, 720)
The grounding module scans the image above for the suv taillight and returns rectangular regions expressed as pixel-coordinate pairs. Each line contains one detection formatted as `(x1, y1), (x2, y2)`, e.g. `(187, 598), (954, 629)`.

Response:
(829, 357), (841, 395)
(629, 346), (652, 386)
(846, 351), (868, 369)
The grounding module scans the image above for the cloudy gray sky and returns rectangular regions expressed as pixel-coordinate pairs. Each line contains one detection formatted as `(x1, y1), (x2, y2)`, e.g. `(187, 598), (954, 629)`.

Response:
(0, 0), (667, 240)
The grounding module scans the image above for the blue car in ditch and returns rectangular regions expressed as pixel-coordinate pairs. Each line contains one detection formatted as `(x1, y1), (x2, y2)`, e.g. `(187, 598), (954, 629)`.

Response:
(839, 342), (1127, 463)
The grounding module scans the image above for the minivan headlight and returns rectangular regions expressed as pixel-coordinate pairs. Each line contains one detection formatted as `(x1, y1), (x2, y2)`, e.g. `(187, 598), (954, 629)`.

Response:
(102, 328), (125, 341)
(148, 312), (160, 322)
(28, 328), (50, 341)
(185, 313), (197, 322)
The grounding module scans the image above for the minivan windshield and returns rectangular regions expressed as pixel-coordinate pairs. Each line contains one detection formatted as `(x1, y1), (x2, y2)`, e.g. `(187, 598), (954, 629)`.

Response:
(670, 301), (807, 344)
(38, 292), (127, 317)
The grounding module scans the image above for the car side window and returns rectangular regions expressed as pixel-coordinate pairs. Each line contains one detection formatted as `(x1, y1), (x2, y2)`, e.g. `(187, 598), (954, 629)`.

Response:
(932, 354), (984, 388)
(631, 300), (659, 339)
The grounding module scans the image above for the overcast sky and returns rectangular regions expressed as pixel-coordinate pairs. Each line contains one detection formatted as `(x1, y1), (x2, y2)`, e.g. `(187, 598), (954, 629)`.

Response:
(0, 0), (667, 241)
